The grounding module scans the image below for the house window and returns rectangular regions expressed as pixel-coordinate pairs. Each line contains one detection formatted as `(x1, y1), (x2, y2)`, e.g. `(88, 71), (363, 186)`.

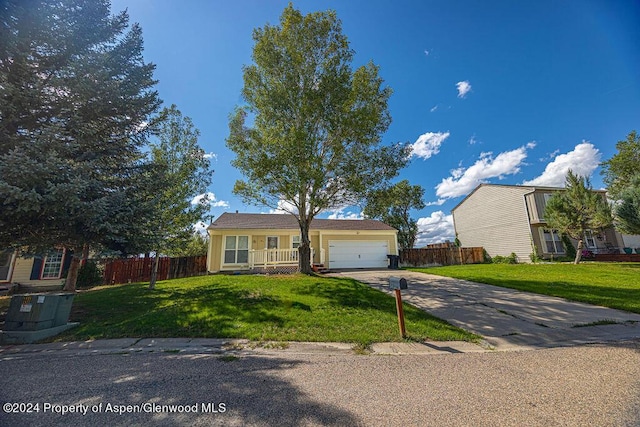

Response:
(291, 235), (301, 249)
(540, 193), (555, 221)
(224, 236), (249, 264)
(541, 229), (564, 254)
(41, 249), (65, 279)
(584, 230), (596, 249)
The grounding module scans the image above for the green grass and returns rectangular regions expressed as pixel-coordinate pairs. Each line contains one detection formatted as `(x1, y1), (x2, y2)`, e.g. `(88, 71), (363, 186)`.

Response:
(29, 274), (478, 344)
(409, 262), (640, 313)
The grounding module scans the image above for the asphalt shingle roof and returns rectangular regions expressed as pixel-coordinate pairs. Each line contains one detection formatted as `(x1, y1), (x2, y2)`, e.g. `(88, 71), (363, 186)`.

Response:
(208, 212), (396, 231)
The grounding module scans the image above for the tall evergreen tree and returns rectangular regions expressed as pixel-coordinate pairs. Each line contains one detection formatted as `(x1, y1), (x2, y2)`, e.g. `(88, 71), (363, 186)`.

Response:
(0, 0), (161, 290)
(544, 170), (613, 264)
(227, 5), (409, 273)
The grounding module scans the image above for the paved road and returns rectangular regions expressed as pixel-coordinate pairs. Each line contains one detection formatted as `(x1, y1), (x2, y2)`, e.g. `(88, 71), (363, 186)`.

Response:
(329, 270), (640, 350)
(1, 342), (639, 426)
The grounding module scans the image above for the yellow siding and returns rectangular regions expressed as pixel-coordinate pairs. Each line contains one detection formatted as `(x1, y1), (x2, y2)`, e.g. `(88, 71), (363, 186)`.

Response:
(208, 228), (397, 271)
(10, 257), (66, 288)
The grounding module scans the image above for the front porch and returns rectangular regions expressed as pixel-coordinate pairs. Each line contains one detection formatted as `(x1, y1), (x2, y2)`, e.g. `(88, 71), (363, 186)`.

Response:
(248, 248), (326, 273)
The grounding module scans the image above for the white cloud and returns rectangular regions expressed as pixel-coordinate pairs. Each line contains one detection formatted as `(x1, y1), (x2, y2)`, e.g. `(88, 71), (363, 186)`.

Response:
(522, 142), (601, 187)
(411, 131), (450, 159)
(193, 220), (209, 236)
(203, 152), (218, 160)
(425, 199), (446, 207)
(327, 208), (363, 220)
(415, 211), (455, 246)
(430, 105), (438, 113)
(211, 200), (230, 208)
(191, 192), (229, 208)
(435, 144), (532, 199)
(269, 199), (298, 214)
(456, 81), (472, 98)
(468, 135), (477, 145)
(424, 49), (430, 57)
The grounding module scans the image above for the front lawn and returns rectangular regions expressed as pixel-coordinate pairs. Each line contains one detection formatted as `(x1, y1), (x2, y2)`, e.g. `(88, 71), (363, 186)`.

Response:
(34, 274), (478, 344)
(409, 263), (640, 314)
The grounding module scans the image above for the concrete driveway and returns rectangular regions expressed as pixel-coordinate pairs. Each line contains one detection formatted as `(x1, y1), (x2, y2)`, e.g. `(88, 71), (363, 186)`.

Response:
(329, 269), (640, 350)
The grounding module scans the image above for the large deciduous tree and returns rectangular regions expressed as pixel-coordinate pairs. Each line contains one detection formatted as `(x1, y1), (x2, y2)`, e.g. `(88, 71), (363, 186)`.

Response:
(147, 105), (212, 289)
(544, 170), (613, 264)
(0, 0), (161, 290)
(364, 180), (425, 250)
(600, 130), (640, 200)
(227, 5), (409, 274)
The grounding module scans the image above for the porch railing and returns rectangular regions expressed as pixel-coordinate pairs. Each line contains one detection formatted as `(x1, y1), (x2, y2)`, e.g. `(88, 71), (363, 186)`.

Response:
(249, 248), (315, 269)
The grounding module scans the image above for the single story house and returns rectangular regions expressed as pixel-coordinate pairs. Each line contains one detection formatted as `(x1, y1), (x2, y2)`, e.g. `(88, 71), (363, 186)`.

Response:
(452, 184), (626, 262)
(0, 248), (73, 291)
(206, 213), (398, 273)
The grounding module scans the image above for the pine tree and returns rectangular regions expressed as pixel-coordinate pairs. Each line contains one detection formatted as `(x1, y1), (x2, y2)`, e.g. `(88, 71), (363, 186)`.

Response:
(0, 0), (161, 290)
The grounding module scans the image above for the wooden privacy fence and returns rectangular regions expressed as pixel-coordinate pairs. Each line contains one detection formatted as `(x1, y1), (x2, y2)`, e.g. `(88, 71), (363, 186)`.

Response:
(103, 255), (208, 285)
(400, 247), (485, 267)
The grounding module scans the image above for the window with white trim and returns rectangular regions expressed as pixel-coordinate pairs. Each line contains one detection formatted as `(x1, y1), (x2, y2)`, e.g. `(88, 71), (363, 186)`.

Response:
(291, 235), (301, 249)
(540, 229), (564, 254)
(584, 230), (596, 248)
(224, 236), (249, 264)
(42, 249), (65, 279)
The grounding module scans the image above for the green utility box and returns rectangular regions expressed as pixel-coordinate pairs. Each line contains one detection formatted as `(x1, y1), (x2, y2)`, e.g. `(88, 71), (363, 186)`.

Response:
(4, 293), (75, 331)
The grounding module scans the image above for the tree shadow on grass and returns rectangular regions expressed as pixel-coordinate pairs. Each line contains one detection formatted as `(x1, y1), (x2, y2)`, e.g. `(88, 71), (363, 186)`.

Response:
(64, 281), (290, 340)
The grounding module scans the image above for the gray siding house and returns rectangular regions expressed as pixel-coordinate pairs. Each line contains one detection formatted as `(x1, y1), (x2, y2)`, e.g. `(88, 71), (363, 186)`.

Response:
(452, 184), (624, 262)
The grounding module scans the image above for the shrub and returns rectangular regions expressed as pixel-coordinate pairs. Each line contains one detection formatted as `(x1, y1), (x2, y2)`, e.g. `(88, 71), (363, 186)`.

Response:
(77, 260), (104, 288)
(581, 249), (594, 260)
(492, 252), (518, 264)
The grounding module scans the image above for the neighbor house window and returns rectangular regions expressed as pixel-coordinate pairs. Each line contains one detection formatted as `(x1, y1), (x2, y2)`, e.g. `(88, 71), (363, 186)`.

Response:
(41, 249), (65, 279)
(584, 230), (596, 249)
(224, 236), (249, 264)
(541, 229), (564, 254)
(291, 235), (301, 249)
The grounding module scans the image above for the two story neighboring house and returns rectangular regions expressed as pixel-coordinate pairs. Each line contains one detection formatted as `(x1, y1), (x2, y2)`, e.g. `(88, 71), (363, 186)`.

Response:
(452, 184), (625, 262)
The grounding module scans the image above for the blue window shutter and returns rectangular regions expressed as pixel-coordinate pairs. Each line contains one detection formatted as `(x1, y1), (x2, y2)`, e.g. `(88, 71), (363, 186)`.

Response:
(61, 249), (73, 277)
(30, 256), (43, 280)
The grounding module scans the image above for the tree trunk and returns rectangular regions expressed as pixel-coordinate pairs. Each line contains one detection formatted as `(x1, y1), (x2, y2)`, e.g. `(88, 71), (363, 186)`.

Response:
(63, 254), (80, 292)
(81, 243), (89, 267)
(149, 253), (160, 289)
(574, 239), (583, 264)
(298, 219), (313, 274)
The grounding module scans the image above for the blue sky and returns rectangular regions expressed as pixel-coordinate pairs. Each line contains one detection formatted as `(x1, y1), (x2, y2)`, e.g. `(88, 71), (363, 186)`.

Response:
(111, 0), (640, 245)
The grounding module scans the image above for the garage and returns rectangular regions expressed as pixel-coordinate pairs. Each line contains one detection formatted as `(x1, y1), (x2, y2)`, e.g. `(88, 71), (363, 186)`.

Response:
(328, 240), (389, 269)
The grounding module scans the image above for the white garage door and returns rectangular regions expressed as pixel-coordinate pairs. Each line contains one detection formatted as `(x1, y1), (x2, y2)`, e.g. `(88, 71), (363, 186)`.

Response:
(328, 241), (389, 269)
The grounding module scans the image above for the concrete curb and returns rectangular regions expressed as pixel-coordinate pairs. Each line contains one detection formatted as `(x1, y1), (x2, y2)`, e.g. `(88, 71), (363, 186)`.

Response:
(0, 338), (494, 357)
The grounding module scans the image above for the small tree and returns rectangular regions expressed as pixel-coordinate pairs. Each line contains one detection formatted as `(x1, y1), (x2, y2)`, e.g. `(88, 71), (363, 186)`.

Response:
(227, 5), (409, 273)
(615, 174), (640, 235)
(544, 170), (613, 264)
(166, 233), (209, 257)
(364, 180), (425, 250)
(147, 105), (212, 289)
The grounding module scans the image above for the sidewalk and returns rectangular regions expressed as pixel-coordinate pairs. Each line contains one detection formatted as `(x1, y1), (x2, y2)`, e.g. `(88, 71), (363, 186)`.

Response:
(329, 269), (640, 351)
